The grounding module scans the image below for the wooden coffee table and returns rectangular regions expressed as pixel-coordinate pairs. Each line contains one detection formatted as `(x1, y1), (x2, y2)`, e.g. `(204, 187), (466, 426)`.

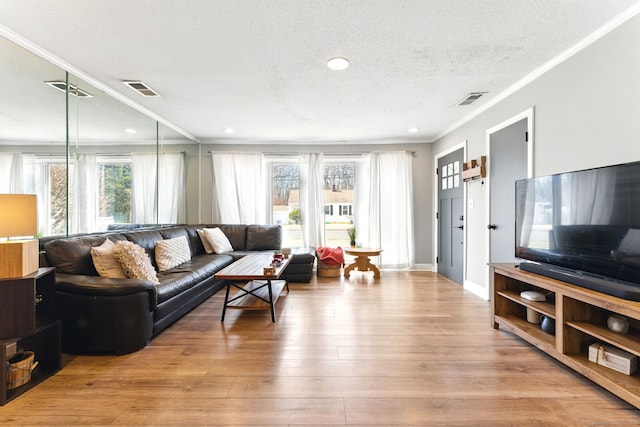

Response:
(343, 248), (383, 279)
(215, 253), (292, 322)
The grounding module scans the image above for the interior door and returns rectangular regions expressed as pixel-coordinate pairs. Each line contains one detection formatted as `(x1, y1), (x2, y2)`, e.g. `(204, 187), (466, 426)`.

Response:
(437, 149), (464, 284)
(489, 117), (529, 263)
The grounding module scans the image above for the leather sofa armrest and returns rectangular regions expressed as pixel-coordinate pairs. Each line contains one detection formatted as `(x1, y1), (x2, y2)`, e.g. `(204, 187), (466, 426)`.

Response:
(55, 273), (157, 310)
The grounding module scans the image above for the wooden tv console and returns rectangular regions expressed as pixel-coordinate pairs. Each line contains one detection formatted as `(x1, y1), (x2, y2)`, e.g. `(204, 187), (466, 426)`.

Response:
(491, 263), (640, 408)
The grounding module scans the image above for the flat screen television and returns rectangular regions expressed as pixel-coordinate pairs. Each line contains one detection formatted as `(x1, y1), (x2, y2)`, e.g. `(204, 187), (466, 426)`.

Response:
(515, 160), (640, 301)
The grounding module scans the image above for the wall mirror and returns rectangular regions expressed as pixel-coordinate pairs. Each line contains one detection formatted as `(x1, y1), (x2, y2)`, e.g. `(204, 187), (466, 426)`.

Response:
(0, 35), (199, 238)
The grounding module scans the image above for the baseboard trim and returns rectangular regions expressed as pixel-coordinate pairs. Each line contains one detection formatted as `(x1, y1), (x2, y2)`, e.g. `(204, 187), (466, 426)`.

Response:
(464, 279), (489, 300)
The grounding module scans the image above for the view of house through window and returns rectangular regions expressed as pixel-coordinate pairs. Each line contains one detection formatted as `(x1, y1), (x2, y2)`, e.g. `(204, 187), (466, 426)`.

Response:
(323, 162), (354, 247)
(271, 160), (355, 248)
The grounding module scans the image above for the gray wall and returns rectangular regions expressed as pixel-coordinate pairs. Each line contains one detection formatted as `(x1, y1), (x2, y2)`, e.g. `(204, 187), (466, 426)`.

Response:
(198, 142), (433, 266)
(432, 13), (640, 297)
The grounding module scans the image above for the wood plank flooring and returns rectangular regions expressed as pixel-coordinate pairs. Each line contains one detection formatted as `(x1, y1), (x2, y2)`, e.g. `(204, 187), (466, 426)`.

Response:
(1, 271), (639, 426)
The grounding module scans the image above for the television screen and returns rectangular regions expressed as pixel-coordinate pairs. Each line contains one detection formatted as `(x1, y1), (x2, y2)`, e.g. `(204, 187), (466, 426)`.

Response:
(515, 160), (640, 299)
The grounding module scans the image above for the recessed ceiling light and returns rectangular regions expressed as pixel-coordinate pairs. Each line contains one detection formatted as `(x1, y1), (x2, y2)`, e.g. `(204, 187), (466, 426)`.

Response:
(125, 128), (137, 134)
(327, 57), (349, 71)
(224, 128), (235, 134)
(408, 127), (419, 133)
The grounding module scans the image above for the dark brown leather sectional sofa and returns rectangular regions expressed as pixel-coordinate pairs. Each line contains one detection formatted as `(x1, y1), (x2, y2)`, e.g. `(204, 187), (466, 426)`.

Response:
(42, 224), (315, 355)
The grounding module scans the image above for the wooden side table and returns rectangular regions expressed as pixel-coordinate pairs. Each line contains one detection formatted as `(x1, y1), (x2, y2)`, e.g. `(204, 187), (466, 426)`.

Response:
(343, 248), (383, 279)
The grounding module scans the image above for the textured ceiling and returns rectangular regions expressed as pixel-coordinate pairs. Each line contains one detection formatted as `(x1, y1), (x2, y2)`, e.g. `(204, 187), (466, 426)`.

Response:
(1, 0), (640, 144)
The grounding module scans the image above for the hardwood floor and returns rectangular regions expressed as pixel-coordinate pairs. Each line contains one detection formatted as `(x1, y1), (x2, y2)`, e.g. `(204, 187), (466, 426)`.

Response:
(1, 271), (639, 426)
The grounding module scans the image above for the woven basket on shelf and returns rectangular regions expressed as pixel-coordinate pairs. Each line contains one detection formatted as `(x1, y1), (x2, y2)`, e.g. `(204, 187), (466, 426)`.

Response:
(6, 351), (37, 390)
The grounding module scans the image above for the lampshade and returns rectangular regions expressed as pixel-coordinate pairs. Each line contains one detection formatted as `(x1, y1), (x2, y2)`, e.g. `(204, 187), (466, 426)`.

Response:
(0, 194), (37, 238)
(0, 194), (38, 278)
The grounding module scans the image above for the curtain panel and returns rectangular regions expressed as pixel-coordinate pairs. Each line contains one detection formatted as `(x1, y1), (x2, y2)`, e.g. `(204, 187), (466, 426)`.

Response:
(132, 152), (186, 224)
(299, 153), (325, 248)
(211, 152), (266, 224)
(70, 153), (97, 234)
(357, 151), (415, 269)
(0, 152), (24, 193)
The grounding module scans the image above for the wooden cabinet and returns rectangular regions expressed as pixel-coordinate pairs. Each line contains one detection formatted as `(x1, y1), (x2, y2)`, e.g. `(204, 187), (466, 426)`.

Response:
(0, 267), (61, 405)
(0, 267), (56, 339)
(491, 263), (640, 408)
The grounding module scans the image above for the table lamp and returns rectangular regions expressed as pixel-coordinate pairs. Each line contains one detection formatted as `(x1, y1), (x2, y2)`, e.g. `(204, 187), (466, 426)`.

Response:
(0, 194), (39, 279)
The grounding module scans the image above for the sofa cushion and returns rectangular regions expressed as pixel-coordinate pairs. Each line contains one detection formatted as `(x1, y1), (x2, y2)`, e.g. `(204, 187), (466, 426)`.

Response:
(124, 230), (165, 269)
(246, 224), (281, 250)
(214, 224), (248, 251)
(196, 229), (215, 254)
(113, 241), (159, 284)
(155, 254), (233, 303)
(45, 235), (109, 275)
(200, 227), (234, 254)
(159, 226), (189, 241)
(155, 236), (191, 271)
(91, 239), (127, 278)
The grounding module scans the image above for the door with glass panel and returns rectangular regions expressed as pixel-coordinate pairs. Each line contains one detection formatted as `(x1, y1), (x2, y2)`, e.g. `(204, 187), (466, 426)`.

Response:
(437, 149), (464, 285)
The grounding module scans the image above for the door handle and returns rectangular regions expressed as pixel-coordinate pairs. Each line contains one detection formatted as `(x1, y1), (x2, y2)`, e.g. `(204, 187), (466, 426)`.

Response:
(456, 225), (464, 230)
(487, 224), (497, 230)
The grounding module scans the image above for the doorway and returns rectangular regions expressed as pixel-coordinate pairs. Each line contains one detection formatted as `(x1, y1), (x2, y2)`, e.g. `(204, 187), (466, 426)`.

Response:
(436, 147), (464, 285)
(487, 108), (534, 266)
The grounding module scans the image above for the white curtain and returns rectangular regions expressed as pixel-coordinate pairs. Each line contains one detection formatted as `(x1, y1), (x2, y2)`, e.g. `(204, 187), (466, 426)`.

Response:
(22, 155), (52, 236)
(70, 153), (97, 233)
(357, 151), (414, 269)
(132, 153), (158, 224)
(159, 153), (186, 224)
(211, 152), (266, 224)
(132, 152), (186, 224)
(565, 169), (616, 225)
(517, 178), (537, 248)
(299, 153), (325, 247)
(0, 153), (24, 193)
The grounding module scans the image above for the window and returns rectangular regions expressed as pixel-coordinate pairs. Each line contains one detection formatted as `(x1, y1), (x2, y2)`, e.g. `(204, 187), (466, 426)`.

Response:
(23, 155), (67, 236)
(339, 205), (352, 216)
(323, 162), (355, 247)
(270, 158), (356, 248)
(271, 161), (302, 247)
(22, 155), (135, 236)
(97, 158), (132, 229)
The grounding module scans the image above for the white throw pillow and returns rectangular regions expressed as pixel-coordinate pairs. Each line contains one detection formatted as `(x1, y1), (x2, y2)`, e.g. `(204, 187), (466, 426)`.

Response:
(197, 229), (215, 254)
(90, 239), (127, 279)
(155, 236), (191, 271)
(112, 241), (159, 284)
(201, 227), (234, 254)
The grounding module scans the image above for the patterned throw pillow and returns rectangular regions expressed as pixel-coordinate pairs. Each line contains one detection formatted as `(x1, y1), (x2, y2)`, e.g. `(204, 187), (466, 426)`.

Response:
(113, 241), (159, 284)
(90, 238), (127, 278)
(155, 236), (191, 271)
(199, 227), (234, 254)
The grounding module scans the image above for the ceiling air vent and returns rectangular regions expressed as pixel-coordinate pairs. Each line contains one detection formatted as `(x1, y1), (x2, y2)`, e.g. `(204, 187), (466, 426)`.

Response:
(45, 81), (93, 98)
(123, 81), (160, 97)
(457, 92), (487, 106)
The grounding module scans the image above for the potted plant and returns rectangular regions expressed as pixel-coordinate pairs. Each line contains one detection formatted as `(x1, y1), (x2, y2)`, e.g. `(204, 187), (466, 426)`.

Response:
(347, 226), (357, 247)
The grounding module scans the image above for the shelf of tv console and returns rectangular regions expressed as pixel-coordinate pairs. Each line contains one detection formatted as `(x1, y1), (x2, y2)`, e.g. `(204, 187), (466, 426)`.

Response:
(491, 262), (640, 408)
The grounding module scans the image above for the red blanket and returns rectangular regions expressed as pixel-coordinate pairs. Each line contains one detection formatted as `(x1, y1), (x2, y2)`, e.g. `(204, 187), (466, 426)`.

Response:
(316, 246), (345, 265)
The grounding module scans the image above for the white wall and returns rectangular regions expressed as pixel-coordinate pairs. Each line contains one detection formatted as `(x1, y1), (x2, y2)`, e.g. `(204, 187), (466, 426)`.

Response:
(432, 13), (640, 297)
(198, 142), (434, 266)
